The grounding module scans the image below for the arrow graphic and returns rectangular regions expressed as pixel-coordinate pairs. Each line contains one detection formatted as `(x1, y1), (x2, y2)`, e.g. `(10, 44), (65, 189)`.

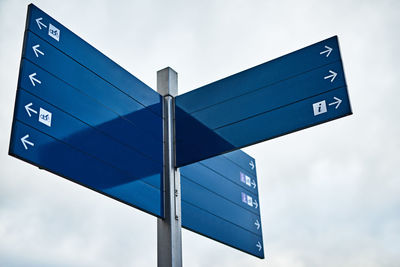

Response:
(328, 97), (342, 109)
(320, 45), (333, 57)
(249, 160), (255, 170)
(251, 180), (257, 189)
(24, 103), (38, 117)
(36, 17), (47, 30)
(253, 199), (258, 209)
(32, 44), (44, 58)
(21, 134), (34, 150)
(256, 241), (262, 251)
(29, 73), (41, 86)
(324, 70), (337, 83)
(254, 219), (260, 230)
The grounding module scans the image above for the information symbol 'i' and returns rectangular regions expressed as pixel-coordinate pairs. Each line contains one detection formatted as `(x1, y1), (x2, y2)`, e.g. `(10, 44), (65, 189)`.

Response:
(312, 100), (327, 116)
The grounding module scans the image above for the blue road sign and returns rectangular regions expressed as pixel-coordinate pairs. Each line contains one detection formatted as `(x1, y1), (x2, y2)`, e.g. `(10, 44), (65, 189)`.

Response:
(180, 149), (264, 258)
(9, 4), (164, 217)
(175, 36), (352, 167)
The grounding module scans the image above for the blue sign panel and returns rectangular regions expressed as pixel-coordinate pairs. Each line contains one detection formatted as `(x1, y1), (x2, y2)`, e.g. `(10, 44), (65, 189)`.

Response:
(180, 150), (264, 258)
(9, 4), (164, 217)
(176, 36), (352, 167)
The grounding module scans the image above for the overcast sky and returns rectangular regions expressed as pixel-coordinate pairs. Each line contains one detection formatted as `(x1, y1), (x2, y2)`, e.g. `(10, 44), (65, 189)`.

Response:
(1, 0), (399, 266)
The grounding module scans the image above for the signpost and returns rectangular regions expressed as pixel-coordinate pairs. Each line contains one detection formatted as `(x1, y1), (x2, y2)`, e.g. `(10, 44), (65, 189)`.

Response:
(175, 36), (351, 167)
(180, 149), (264, 258)
(157, 68), (182, 267)
(8, 4), (353, 266)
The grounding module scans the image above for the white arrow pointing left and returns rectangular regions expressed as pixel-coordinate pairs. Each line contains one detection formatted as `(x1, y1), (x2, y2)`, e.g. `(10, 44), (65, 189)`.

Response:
(329, 97), (342, 109)
(32, 44), (44, 58)
(25, 103), (38, 117)
(29, 73), (41, 86)
(21, 134), (34, 150)
(324, 70), (337, 83)
(36, 17), (47, 30)
(256, 241), (262, 251)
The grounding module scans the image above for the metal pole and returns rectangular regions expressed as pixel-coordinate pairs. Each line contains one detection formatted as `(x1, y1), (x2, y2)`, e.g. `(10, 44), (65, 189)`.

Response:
(157, 67), (182, 267)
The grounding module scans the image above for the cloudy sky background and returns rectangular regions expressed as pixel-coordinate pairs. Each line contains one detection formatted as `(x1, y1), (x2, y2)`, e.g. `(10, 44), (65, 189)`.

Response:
(0, 0), (399, 266)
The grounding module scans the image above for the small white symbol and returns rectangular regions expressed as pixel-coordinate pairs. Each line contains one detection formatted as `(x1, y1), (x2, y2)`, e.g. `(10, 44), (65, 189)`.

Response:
(313, 100), (327, 116)
(256, 241), (262, 251)
(245, 175), (251, 186)
(253, 199), (259, 209)
(241, 192), (247, 203)
(320, 45), (333, 57)
(247, 195), (253, 207)
(251, 180), (257, 189)
(21, 134), (34, 150)
(329, 97), (342, 109)
(24, 103), (38, 117)
(324, 70), (337, 83)
(39, 108), (52, 127)
(249, 160), (255, 170)
(254, 219), (260, 230)
(32, 44), (44, 58)
(35, 17), (47, 30)
(48, 24), (60, 41)
(29, 73), (41, 86)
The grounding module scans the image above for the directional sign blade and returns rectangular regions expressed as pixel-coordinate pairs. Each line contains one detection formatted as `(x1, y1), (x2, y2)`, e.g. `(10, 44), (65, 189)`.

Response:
(9, 4), (164, 218)
(175, 36), (352, 167)
(26, 4), (162, 116)
(180, 149), (264, 258)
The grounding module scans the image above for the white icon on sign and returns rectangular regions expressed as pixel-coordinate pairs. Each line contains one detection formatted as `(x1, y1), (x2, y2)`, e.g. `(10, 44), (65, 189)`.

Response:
(247, 195), (253, 207)
(39, 108), (52, 127)
(313, 100), (327, 116)
(245, 175), (251, 187)
(48, 24), (60, 41)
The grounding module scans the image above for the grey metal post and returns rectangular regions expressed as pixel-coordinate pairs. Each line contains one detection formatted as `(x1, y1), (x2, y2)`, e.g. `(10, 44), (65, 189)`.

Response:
(157, 67), (182, 267)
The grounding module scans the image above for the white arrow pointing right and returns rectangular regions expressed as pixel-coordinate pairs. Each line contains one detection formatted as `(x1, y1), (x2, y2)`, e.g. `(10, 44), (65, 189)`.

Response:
(29, 73), (41, 86)
(24, 103), (38, 117)
(256, 241), (262, 251)
(36, 17), (47, 30)
(324, 70), (337, 83)
(328, 97), (342, 109)
(251, 180), (257, 189)
(32, 44), (44, 58)
(254, 219), (260, 230)
(320, 45), (333, 57)
(253, 199), (259, 209)
(21, 134), (34, 150)
(249, 160), (255, 170)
